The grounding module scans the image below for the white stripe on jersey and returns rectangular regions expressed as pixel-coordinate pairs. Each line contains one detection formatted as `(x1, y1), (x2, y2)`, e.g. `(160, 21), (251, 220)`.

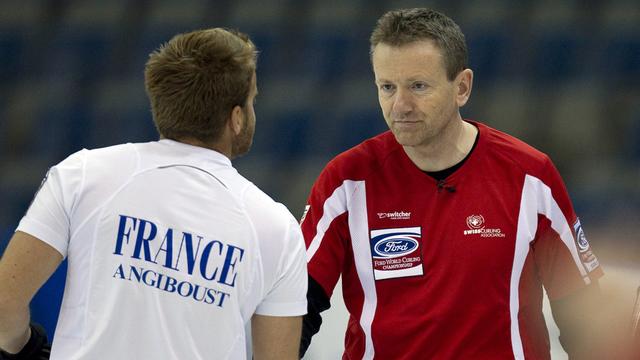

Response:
(510, 175), (590, 359)
(306, 180), (376, 360)
(306, 183), (348, 262)
(345, 181), (376, 360)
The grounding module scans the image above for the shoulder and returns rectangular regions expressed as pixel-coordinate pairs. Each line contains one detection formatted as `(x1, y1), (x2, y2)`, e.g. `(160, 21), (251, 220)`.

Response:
(320, 131), (400, 183)
(239, 182), (303, 272)
(476, 121), (554, 176)
(55, 143), (141, 180)
(242, 183), (297, 229)
(226, 176), (300, 247)
(51, 143), (156, 204)
(48, 143), (136, 183)
(82, 142), (140, 166)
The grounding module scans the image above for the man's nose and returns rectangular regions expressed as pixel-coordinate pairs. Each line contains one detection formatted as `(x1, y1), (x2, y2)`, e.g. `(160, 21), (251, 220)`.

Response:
(392, 88), (413, 117)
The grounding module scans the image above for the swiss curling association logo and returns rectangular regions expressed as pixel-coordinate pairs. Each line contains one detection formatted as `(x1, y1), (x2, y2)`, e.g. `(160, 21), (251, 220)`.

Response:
(466, 214), (484, 229)
(463, 214), (505, 237)
(370, 227), (423, 280)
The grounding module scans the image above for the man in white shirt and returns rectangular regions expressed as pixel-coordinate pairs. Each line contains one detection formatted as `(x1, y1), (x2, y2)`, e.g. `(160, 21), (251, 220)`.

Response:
(0, 28), (307, 360)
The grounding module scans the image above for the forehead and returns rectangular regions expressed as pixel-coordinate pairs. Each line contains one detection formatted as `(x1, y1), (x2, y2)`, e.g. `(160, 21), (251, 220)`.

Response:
(372, 40), (446, 80)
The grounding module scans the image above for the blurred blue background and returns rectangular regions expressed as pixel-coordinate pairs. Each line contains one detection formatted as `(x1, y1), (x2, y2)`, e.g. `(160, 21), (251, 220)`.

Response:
(0, 0), (638, 350)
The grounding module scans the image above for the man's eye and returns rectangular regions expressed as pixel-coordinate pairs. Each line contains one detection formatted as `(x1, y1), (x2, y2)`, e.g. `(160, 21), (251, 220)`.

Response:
(380, 84), (395, 92)
(412, 82), (427, 91)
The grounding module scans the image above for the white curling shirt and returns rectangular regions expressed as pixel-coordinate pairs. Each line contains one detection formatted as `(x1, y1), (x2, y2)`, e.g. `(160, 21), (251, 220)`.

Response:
(17, 139), (307, 360)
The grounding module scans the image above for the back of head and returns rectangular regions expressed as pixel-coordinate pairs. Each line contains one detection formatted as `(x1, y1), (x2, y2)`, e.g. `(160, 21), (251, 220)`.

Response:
(370, 8), (468, 81)
(145, 28), (257, 144)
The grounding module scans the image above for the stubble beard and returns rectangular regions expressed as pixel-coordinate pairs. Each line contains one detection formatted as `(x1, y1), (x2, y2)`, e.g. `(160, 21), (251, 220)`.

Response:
(390, 105), (459, 150)
(230, 118), (254, 159)
(388, 112), (434, 148)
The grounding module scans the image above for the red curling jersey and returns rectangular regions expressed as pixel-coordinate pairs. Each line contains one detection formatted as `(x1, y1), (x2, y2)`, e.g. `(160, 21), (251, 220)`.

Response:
(301, 121), (603, 360)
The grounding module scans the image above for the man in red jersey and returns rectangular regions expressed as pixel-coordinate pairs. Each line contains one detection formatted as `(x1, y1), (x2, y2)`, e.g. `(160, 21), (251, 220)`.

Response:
(299, 8), (604, 360)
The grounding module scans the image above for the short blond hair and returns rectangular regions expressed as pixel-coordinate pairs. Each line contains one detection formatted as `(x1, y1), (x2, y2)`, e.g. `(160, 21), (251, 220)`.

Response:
(145, 28), (257, 143)
(370, 8), (467, 81)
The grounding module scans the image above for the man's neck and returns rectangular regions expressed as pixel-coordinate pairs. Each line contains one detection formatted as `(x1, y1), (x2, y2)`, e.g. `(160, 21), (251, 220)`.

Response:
(163, 136), (232, 158)
(403, 120), (478, 172)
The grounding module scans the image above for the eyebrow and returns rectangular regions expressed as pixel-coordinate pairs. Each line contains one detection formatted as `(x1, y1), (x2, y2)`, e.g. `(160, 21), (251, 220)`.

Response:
(375, 77), (429, 84)
(375, 77), (394, 83)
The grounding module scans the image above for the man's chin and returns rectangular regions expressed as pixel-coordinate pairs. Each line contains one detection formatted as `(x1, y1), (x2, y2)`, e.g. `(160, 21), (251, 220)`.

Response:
(391, 130), (422, 147)
(230, 142), (253, 159)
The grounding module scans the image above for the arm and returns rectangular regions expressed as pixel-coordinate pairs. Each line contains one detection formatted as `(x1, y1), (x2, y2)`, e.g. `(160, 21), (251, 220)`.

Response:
(299, 276), (331, 358)
(245, 204), (308, 360)
(252, 314), (302, 360)
(550, 281), (603, 359)
(0, 231), (62, 354)
(298, 163), (352, 358)
(632, 286), (640, 358)
(531, 158), (605, 358)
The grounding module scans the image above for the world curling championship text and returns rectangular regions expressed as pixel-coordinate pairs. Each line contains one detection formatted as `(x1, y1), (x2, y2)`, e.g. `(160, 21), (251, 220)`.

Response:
(111, 215), (245, 308)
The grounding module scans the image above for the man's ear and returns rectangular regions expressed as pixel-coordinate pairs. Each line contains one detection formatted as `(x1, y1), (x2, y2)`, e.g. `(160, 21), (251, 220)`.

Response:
(229, 105), (244, 136)
(455, 68), (473, 107)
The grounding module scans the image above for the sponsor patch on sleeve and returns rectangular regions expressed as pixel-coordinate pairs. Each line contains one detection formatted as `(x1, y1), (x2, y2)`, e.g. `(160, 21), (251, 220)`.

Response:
(573, 218), (600, 272)
(370, 227), (423, 280)
(300, 205), (310, 224)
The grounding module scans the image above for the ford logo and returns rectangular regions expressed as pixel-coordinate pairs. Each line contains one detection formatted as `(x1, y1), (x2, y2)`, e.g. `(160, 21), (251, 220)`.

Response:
(373, 236), (419, 258)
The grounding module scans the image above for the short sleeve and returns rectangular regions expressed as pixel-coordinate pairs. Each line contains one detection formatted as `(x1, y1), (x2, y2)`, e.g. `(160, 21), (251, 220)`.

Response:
(16, 150), (87, 258)
(255, 214), (308, 316)
(532, 158), (603, 300)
